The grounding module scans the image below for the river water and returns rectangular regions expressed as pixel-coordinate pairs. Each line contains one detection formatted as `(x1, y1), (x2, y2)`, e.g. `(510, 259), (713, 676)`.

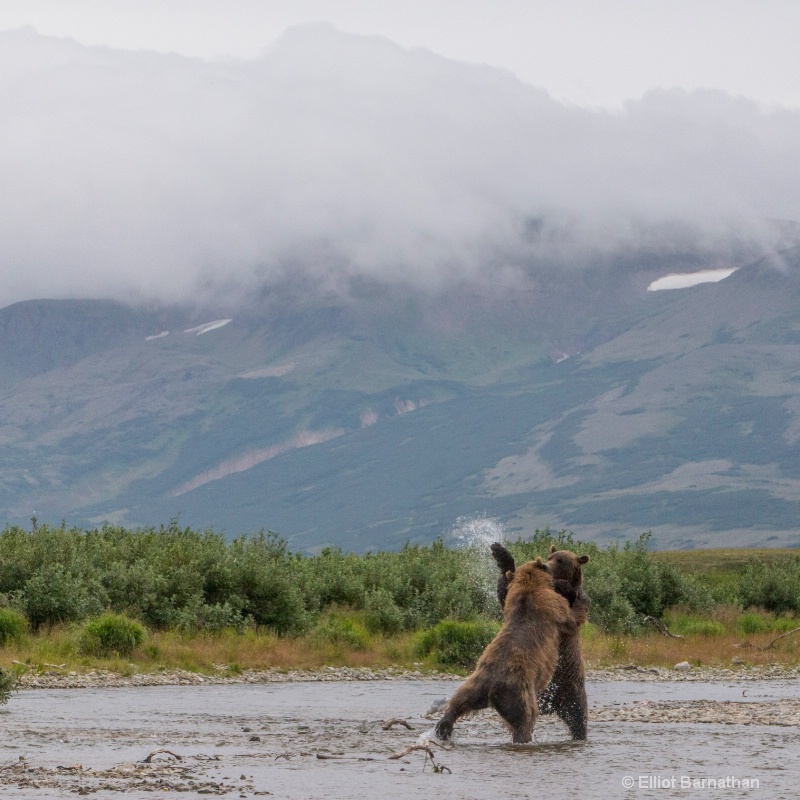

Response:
(1, 679), (798, 799)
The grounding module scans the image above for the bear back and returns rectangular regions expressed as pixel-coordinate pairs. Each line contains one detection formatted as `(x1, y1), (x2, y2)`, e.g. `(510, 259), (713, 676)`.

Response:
(504, 558), (572, 625)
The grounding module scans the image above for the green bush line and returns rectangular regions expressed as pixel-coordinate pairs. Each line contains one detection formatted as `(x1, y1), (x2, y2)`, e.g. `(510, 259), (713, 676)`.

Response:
(0, 522), (796, 637)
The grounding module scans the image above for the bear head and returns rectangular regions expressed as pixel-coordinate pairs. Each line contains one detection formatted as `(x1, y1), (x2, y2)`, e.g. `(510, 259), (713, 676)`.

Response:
(547, 545), (590, 590)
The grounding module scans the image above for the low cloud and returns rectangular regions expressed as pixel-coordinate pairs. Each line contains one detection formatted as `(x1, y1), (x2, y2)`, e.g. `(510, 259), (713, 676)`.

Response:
(2, 23), (799, 308)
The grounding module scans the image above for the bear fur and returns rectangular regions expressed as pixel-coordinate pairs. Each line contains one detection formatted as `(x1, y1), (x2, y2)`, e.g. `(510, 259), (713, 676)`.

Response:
(490, 542), (590, 740)
(434, 557), (576, 744)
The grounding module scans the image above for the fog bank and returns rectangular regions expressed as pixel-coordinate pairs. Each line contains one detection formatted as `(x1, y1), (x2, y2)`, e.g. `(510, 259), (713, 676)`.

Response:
(2, 24), (799, 307)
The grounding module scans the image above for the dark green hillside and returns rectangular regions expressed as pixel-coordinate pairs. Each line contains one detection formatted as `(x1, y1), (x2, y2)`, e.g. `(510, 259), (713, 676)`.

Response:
(4, 251), (800, 551)
(0, 299), (166, 382)
(112, 360), (623, 551)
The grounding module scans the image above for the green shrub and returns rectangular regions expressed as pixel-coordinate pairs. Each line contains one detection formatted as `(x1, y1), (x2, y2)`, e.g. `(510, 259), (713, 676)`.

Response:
(738, 612), (772, 635)
(588, 534), (713, 621)
(100, 561), (172, 628)
(173, 595), (248, 634)
(666, 613), (725, 636)
(737, 558), (800, 614)
(231, 533), (313, 634)
(504, 530), (712, 633)
(416, 619), (499, 668)
(585, 565), (640, 634)
(363, 588), (405, 635)
(79, 613), (146, 657)
(23, 564), (106, 629)
(738, 611), (798, 634)
(312, 613), (371, 651)
(371, 540), (495, 630)
(772, 615), (800, 632)
(307, 548), (364, 609)
(0, 666), (17, 705)
(0, 608), (28, 645)
(0, 521), (744, 641)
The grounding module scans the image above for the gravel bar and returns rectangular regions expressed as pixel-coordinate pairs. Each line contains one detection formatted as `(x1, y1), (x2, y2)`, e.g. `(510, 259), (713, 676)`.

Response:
(10, 662), (800, 690)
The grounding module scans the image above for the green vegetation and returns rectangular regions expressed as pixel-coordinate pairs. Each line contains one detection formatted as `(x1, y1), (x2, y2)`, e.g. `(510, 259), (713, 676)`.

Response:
(79, 613), (146, 657)
(0, 608), (28, 645)
(416, 620), (500, 667)
(655, 548), (800, 609)
(0, 521), (797, 674)
(503, 530), (714, 633)
(0, 666), (17, 705)
(311, 611), (371, 652)
(0, 520), (502, 636)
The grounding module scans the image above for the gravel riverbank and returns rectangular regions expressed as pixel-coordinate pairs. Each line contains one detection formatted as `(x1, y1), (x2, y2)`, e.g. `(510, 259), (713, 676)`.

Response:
(12, 662), (800, 690)
(9, 663), (799, 729)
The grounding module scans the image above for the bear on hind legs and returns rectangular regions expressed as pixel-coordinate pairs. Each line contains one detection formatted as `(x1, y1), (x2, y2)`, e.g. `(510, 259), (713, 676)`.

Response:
(434, 558), (576, 744)
(491, 542), (590, 741)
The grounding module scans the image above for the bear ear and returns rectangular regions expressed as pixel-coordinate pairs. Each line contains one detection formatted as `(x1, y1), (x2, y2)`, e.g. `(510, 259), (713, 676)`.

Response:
(550, 544), (558, 554)
(533, 556), (548, 570)
(505, 570), (515, 583)
(578, 555), (590, 565)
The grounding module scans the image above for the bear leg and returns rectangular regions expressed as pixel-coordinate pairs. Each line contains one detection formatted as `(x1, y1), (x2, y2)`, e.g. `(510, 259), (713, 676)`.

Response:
(540, 637), (588, 740)
(543, 667), (588, 740)
(434, 680), (489, 741)
(489, 684), (535, 744)
(554, 685), (588, 741)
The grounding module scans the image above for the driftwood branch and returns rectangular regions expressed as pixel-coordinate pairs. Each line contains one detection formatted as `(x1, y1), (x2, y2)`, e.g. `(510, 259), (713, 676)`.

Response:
(643, 616), (684, 639)
(734, 626), (800, 651)
(316, 753), (377, 762)
(142, 749), (182, 763)
(762, 626), (800, 650)
(388, 743), (451, 773)
(388, 744), (435, 760)
(382, 718), (413, 731)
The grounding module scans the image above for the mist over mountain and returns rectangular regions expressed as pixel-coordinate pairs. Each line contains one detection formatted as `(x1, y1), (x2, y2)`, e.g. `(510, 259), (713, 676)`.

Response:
(3, 26), (800, 551)
(2, 24), (799, 311)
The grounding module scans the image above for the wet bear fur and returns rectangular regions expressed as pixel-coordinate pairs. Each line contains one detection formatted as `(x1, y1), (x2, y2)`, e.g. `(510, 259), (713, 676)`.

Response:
(491, 542), (590, 740)
(434, 557), (576, 744)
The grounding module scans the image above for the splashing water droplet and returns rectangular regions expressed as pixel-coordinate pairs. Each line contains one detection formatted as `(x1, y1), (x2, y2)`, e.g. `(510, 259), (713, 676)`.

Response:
(449, 515), (506, 550)
(447, 515), (506, 609)
(418, 721), (456, 746)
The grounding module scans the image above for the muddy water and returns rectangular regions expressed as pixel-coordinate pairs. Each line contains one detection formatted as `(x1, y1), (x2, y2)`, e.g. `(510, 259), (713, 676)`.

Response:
(1, 680), (798, 799)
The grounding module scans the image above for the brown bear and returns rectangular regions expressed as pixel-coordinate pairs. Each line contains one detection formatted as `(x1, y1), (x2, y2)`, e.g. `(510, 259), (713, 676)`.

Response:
(491, 542), (590, 740)
(434, 557), (576, 744)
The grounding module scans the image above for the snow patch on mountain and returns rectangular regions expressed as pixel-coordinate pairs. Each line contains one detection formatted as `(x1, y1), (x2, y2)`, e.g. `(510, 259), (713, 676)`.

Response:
(184, 319), (232, 335)
(647, 268), (737, 291)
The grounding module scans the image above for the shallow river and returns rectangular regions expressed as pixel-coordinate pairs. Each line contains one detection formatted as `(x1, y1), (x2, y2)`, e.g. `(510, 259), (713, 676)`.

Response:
(1, 679), (798, 799)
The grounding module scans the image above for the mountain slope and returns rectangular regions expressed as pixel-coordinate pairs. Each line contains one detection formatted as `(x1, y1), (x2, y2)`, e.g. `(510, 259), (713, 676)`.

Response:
(2, 251), (800, 551)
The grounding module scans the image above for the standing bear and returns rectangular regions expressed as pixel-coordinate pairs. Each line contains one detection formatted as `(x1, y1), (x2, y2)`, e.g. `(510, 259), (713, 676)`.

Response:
(434, 557), (576, 744)
(491, 542), (590, 740)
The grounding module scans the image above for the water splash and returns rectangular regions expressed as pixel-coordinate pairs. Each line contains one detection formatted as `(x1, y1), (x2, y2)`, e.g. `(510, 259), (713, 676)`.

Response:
(447, 515), (506, 610)
(448, 515), (506, 550)
(417, 726), (455, 746)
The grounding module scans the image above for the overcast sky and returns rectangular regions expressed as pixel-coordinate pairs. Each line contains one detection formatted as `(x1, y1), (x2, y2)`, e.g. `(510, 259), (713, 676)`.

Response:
(1, 2), (799, 307)
(3, 0), (800, 109)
